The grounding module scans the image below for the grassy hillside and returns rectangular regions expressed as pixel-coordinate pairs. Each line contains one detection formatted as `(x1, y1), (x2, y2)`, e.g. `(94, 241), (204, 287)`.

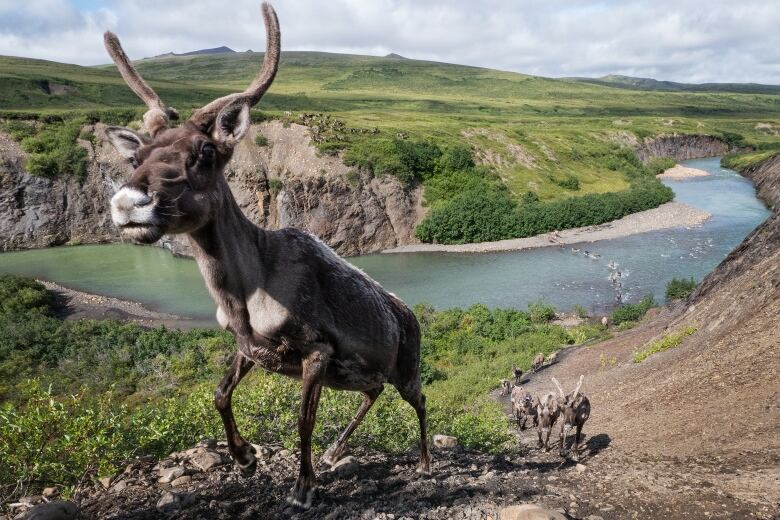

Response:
(2, 52), (780, 200)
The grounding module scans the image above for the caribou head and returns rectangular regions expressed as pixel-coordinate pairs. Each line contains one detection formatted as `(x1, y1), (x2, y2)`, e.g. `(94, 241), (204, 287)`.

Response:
(552, 375), (584, 434)
(105, 3), (280, 244)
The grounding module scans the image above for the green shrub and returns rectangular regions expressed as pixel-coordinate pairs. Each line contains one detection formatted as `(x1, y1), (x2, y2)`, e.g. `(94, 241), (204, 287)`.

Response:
(255, 134), (269, 147)
(21, 118), (89, 180)
(572, 304), (588, 318)
(343, 138), (441, 184)
(646, 156), (677, 175)
(720, 131), (745, 148)
(0, 119), (38, 141)
(415, 188), (520, 244)
(665, 277), (697, 300)
(555, 175), (580, 190)
(633, 326), (697, 363)
(268, 178), (283, 195)
(528, 299), (556, 323)
(610, 296), (655, 325)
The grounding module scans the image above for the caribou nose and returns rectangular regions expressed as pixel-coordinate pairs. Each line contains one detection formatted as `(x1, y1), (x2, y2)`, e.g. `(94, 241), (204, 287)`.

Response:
(111, 186), (153, 226)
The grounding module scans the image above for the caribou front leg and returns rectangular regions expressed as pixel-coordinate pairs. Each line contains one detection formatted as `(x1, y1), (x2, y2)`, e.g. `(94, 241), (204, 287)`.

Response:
(215, 353), (255, 474)
(288, 348), (330, 509)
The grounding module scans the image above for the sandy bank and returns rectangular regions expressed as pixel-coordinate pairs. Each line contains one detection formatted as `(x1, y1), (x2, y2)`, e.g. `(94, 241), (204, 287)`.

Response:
(383, 201), (711, 254)
(656, 164), (710, 180)
(39, 280), (199, 330)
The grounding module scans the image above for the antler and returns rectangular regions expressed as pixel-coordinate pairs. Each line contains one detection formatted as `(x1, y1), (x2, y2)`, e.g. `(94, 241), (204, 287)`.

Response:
(103, 31), (179, 136)
(571, 375), (584, 401)
(189, 2), (281, 130)
(551, 377), (565, 399)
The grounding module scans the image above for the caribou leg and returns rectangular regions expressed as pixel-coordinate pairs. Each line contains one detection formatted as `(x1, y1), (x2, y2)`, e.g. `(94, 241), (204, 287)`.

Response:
(288, 350), (329, 509)
(573, 424), (583, 461)
(321, 386), (384, 466)
(215, 353), (255, 474)
(398, 383), (431, 474)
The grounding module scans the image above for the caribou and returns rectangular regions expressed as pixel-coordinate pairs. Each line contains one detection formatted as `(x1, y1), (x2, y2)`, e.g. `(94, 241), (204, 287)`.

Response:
(552, 375), (591, 461)
(535, 392), (560, 450)
(102, 3), (430, 509)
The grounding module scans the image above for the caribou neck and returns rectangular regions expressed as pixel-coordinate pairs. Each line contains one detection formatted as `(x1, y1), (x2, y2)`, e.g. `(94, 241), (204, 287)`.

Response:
(187, 178), (265, 298)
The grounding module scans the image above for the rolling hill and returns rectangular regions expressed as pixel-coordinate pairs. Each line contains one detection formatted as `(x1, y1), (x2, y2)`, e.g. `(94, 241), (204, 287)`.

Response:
(1, 51), (780, 203)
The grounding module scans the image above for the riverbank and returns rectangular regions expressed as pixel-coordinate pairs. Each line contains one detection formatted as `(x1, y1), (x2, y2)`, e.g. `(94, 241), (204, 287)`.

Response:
(39, 280), (198, 330)
(657, 164), (710, 180)
(383, 201), (711, 254)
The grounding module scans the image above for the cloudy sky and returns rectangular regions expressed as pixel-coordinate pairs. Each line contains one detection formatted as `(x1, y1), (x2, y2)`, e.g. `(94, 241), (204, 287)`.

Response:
(0, 0), (778, 84)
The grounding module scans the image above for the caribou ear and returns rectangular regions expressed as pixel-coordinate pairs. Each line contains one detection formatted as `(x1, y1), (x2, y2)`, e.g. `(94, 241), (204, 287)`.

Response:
(105, 126), (146, 159)
(213, 102), (251, 147)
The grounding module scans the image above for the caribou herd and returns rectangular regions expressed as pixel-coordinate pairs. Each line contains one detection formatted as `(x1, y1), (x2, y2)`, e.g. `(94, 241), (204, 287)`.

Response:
(507, 356), (591, 461)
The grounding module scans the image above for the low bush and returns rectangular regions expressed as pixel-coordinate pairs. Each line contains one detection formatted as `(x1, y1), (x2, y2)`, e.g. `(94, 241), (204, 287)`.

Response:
(610, 296), (655, 325)
(414, 188), (520, 244)
(554, 175), (580, 191)
(21, 118), (89, 180)
(665, 277), (697, 300)
(255, 134), (269, 147)
(646, 156), (677, 175)
(528, 300), (556, 323)
(633, 326), (697, 363)
(343, 138), (441, 184)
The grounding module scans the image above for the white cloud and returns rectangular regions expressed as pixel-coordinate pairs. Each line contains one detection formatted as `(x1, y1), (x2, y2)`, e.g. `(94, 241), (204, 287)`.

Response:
(0, 0), (778, 83)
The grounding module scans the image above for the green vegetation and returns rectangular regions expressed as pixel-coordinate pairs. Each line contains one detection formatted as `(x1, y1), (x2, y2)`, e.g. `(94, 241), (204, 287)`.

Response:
(722, 150), (780, 172)
(0, 275), (607, 497)
(254, 133), (269, 147)
(610, 295), (656, 326)
(665, 277), (697, 300)
(268, 178), (283, 195)
(646, 156), (677, 175)
(633, 326), (697, 363)
(20, 118), (89, 180)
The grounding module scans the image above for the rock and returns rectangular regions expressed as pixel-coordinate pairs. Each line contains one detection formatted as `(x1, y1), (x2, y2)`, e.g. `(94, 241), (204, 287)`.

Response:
(331, 456), (359, 477)
(198, 438), (217, 449)
(190, 450), (224, 471)
(433, 434), (458, 449)
(18, 497), (42, 506)
(156, 491), (179, 512)
(586, 516), (605, 520)
(499, 504), (567, 520)
(111, 480), (127, 493)
(575, 463), (587, 473)
(14, 501), (78, 520)
(158, 466), (186, 483)
(41, 488), (58, 499)
(171, 475), (192, 487)
(98, 476), (112, 489)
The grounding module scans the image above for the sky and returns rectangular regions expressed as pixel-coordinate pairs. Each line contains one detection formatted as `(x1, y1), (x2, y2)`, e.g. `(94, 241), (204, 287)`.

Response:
(0, 0), (778, 84)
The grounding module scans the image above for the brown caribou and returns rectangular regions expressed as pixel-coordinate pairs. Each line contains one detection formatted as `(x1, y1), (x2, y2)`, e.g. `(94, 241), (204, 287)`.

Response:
(102, 3), (430, 509)
(553, 375), (591, 460)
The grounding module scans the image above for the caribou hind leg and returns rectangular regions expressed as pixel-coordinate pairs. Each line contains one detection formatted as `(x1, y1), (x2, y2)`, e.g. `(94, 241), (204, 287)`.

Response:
(288, 349), (329, 509)
(321, 386), (384, 467)
(397, 382), (431, 474)
(215, 353), (256, 475)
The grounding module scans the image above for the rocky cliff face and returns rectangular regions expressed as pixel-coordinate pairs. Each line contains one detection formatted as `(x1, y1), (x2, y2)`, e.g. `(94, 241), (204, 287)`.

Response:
(635, 134), (734, 162)
(0, 121), (424, 257)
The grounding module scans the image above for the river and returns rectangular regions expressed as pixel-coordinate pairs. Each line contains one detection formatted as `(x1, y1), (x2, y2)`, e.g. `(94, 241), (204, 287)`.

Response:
(0, 157), (770, 324)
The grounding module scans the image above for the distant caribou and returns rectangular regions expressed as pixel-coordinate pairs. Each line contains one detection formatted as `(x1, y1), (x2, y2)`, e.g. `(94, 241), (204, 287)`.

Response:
(553, 376), (591, 460)
(102, 3), (429, 509)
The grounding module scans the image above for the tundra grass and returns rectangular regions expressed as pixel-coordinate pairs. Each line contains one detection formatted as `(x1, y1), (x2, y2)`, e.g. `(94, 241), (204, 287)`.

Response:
(633, 326), (697, 363)
(2, 52), (780, 202)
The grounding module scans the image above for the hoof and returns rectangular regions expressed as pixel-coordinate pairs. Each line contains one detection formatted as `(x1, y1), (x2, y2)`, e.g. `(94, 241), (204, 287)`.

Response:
(236, 452), (257, 477)
(286, 486), (315, 510)
(320, 445), (344, 467)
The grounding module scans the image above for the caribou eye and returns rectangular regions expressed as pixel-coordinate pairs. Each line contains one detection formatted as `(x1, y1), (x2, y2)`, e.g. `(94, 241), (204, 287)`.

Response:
(200, 142), (216, 159)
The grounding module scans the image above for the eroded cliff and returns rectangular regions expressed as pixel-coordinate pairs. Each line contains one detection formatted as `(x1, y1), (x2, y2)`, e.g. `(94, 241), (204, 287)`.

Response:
(0, 121), (424, 257)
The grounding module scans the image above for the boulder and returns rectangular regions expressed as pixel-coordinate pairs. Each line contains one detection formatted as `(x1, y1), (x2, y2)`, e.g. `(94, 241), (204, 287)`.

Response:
(156, 491), (179, 512)
(171, 475), (192, 487)
(190, 450), (224, 471)
(433, 434), (458, 449)
(331, 456), (359, 477)
(499, 504), (567, 520)
(158, 466), (186, 483)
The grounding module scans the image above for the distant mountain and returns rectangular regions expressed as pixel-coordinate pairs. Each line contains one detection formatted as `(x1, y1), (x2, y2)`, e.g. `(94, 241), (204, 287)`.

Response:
(568, 74), (780, 95)
(384, 53), (407, 59)
(146, 46), (237, 59)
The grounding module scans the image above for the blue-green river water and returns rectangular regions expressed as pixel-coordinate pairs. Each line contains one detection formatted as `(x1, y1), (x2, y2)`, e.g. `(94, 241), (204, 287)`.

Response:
(0, 157), (769, 325)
